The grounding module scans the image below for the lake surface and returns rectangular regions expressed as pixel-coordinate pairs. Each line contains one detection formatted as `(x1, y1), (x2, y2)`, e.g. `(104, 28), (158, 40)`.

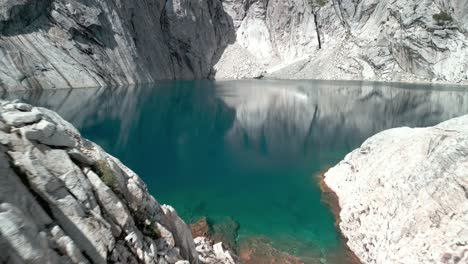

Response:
(4, 80), (468, 263)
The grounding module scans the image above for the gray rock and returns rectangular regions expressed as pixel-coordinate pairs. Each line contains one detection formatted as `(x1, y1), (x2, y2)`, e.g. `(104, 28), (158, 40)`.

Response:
(50, 225), (90, 264)
(0, 0), (234, 91)
(0, 203), (60, 263)
(38, 126), (76, 147)
(68, 149), (95, 166)
(1, 111), (41, 126)
(34, 119), (56, 137)
(2, 0), (467, 89)
(0, 121), (10, 132)
(0, 100), (239, 264)
(14, 103), (32, 111)
(324, 115), (468, 263)
(160, 205), (199, 263)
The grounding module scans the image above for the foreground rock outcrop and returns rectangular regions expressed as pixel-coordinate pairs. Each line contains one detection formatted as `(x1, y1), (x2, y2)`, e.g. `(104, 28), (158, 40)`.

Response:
(0, 100), (236, 264)
(324, 115), (468, 263)
(1, 0), (468, 90)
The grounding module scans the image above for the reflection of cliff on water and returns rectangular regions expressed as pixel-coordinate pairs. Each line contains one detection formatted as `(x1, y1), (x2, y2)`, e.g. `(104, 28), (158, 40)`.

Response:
(3, 80), (468, 168)
(216, 80), (468, 166)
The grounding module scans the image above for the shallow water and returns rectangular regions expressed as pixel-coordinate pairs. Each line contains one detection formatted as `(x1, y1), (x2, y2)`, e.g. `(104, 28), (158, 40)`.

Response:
(4, 80), (468, 263)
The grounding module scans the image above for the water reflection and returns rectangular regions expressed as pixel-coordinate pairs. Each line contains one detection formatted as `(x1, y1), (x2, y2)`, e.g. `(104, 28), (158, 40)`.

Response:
(4, 80), (468, 157)
(3, 80), (468, 263)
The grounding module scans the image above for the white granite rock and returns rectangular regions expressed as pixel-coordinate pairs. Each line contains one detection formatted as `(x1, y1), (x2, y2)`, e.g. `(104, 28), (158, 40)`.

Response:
(1, 111), (42, 126)
(0, 100), (240, 264)
(325, 115), (468, 264)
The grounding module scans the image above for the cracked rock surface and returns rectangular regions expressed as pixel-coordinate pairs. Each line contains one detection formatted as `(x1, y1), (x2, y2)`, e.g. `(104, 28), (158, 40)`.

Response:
(0, 100), (237, 264)
(2, 0), (468, 90)
(325, 115), (468, 264)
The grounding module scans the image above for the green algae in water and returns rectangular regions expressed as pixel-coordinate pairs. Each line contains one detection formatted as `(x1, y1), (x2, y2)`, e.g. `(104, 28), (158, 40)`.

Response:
(8, 80), (468, 263)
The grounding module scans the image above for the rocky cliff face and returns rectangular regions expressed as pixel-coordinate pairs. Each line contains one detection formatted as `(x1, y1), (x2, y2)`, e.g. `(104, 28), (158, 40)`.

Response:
(0, 0), (234, 90)
(215, 0), (468, 84)
(1, 0), (468, 90)
(324, 115), (468, 263)
(0, 100), (236, 264)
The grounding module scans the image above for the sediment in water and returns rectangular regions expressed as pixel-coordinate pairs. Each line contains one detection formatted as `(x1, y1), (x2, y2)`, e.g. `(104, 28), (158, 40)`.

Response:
(317, 169), (362, 264)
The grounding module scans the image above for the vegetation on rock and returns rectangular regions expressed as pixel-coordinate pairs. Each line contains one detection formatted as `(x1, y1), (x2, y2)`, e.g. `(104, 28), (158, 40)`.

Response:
(433, 11), (453, 24)
(94, 160), (118, 188)
(142, 219), (162, 240)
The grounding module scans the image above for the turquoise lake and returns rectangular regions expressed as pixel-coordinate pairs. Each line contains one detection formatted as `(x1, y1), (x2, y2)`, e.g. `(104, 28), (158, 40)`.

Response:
(4, 80), (468, 263)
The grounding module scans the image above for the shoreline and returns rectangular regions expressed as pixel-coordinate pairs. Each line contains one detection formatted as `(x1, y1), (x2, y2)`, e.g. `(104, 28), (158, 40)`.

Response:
(2, 77), (468, 92)
(317, 169), (362, 264)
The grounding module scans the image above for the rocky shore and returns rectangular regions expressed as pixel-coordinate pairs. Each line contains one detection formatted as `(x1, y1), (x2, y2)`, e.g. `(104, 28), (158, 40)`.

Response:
(0, 100), (236, 264)
(324, 116), (468, 263)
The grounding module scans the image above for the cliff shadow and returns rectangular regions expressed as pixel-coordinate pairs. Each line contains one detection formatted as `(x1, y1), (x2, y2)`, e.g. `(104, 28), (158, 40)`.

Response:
(208, 1), (238, 79)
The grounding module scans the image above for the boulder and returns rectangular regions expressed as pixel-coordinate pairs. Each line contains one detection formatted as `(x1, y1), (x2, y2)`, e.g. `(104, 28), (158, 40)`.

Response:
(1, 111), (41, 126)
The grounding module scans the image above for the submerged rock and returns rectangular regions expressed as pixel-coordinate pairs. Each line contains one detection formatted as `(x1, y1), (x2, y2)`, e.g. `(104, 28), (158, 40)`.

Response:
(324, 115), (468, 263)
(238, 237), (304, 264)
(0, 100), (239, 264)
(191, 217), (213, 238)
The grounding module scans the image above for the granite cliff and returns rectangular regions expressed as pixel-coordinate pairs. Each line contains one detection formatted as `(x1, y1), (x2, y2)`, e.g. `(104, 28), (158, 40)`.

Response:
(0, 99), (237, 264)
(324, 115), (468, 263)
(1, 0), (468, 90)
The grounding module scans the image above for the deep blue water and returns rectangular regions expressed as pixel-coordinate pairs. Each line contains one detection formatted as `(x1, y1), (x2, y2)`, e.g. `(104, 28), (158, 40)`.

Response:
(4, 80), (468, 263)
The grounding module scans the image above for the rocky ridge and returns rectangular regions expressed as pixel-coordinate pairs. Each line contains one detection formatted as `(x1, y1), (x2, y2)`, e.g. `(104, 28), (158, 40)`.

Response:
(2, 0), (468, 90)
(324, 115), (468, 263)
(0, 99), (236, 264)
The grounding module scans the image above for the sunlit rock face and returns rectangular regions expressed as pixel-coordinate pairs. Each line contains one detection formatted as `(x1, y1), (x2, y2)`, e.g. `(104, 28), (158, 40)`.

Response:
(215, 0), (468, 84)
(324, 115), (468, 264)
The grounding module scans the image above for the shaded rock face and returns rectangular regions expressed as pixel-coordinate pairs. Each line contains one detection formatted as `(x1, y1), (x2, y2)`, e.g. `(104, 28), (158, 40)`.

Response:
(1, 0), (468, 89)
(0, 100), (238, 264)
(324, 115), (468, 263)
(0, 0), (234, 90)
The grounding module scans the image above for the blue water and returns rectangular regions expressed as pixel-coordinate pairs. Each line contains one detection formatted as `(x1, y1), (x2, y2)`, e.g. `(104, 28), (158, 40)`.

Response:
(5, 80), (468, 263)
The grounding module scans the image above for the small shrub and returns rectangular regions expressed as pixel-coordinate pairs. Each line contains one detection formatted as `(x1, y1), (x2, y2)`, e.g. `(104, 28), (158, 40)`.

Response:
(316, 0), (327, 6)
(308, 0), (327, 8)
(142, 219), (161, 240)
(433, 11), (452, 24)
(94, 160), (118, 188)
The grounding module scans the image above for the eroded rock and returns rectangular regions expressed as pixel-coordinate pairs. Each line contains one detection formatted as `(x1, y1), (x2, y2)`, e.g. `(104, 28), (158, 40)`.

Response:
(325, 115), (468, 263)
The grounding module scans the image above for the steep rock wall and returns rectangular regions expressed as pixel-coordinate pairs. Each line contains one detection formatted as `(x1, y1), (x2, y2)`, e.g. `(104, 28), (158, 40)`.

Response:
(214, 0), (468, 84)
(1, 0), (468, 90)
(0, 100), (237, 264)
(0, 0), (234, 90)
